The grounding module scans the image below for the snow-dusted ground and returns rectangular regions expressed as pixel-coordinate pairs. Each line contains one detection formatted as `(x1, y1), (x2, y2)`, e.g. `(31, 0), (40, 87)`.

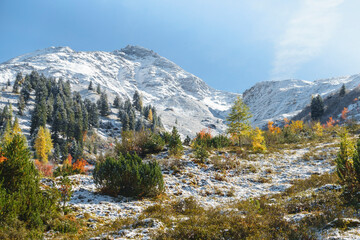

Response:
(54, 142), (338, 239)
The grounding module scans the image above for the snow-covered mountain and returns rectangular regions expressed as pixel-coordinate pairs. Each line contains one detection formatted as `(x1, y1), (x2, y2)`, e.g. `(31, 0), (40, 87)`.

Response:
(0, 46), (238, 137)
(243, 75), (360, 127)
(1, 45), (360, 134)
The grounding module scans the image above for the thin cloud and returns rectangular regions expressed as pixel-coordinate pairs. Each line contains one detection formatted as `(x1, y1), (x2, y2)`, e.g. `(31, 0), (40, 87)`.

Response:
(271, 0), (344, 80)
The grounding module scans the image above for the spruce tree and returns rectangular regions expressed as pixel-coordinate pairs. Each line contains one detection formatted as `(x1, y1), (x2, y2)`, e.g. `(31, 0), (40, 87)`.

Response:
(132, 91), (143, 111)
(310, 95), (324, 121)
(12, 73), (22, 93)
(30, 98), (47, 135)
(340, 84), (346, 97)
(96, 84), (101, 94)
(98, 92), (110, 116)
(169, 126), (183, 157)
(18, 94), (25, 115)
(122, 113), (130, 132)
(88, 81), (94, 91)
(113, 95), (121, 108)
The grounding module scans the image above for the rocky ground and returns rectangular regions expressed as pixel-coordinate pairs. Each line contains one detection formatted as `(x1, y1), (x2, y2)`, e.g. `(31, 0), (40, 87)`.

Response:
(41, 141), (360, 239)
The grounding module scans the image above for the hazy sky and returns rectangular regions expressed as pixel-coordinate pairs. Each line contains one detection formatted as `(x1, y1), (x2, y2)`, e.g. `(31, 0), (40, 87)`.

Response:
(1, 0), (359, 92)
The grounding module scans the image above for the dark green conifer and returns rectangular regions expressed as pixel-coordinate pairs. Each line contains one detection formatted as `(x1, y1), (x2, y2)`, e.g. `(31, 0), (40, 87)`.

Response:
(310, 95), (324, 121)
(340, 84), (346, 97)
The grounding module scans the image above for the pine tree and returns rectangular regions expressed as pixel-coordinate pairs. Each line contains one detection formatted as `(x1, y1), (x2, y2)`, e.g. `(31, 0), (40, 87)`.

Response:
(340, 84), (346, 97)
(30, 98), (47, 135)
(88, 81), (94, 91)
(226, 96), (252, 145)
(183, 135), (191, 146)
(54, 143), (61, 162)
(113, 95), (121, 108)
(18, 94), (26, 115)
(12, 117), (22, 136)
(12, 73), (22, 93)
(96, 84), (101, 94)
(34, 126), (53, 163)
(122, 113), (130, 132)
(20, 79), (31, 103)
(129, 109), (136, 130)
(135, 119), (144, 131)
(169, 127), (183, 157)
(132, 91), (143, 111)
(2, 120), (13, 145)
(98, 92), (110, 116)
(310, 95), (324, 121)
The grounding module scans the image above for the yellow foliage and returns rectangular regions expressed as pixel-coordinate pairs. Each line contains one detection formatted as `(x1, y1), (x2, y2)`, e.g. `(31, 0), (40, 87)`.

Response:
(2, 118), (24, 145)
(289, 120), (303, 133)
(12, 118), (22, 135)
(148, 109), (153, 122)
(312, 122), (323, 137)
(252, 127), (266, 153)
(34, 126), (53, 163)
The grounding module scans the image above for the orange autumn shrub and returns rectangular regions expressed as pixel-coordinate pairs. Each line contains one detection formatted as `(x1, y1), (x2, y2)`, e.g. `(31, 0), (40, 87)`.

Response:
(325, 117), (336, 128)
(0, 155), (7, 163)
(341, 107), (349, 120)
(193, 128), (212, 148)
(267, 121), (281, 134)
(34, 159), (53, 177)
(284, 118), (290, 128)
(63, 154), (73, 166)
(72, 159), (88, 174)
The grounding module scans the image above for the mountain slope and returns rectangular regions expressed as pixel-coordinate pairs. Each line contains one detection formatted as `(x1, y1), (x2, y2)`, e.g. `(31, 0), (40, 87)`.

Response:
(0, 46), (238, 137)
(243, 75), (360, 127)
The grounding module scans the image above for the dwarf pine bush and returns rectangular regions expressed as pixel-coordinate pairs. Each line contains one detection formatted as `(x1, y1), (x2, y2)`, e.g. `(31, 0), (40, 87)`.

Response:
(93, 153), (164, 197)
(0, 135), (59, 234)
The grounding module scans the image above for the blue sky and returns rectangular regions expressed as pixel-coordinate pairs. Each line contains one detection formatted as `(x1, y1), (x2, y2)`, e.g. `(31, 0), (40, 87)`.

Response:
(1, 0), (359, 92)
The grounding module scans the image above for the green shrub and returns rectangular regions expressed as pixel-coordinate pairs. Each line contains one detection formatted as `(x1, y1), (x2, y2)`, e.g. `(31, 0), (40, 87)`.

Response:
(335, 131), (360, 205)
(183, 135), (191, 146)
(210, 135), (231, 149)
(0, 135), (60, 233)
(168, 127), (183, 157)
(115, 130), (165, 157)
(160, 131), (172, 145)
(93, 153), (164, 197)
(193, 145), (209, 163)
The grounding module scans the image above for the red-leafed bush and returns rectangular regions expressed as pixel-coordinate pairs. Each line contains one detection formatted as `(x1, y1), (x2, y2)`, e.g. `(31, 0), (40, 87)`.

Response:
(72, 159), (88, 174)
(34, 159), (53, 177)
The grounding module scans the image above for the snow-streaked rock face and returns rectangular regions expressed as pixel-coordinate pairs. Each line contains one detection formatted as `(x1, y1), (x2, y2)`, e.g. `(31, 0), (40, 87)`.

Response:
(243, 75), (360, 127)
(0, 46), (238, 137)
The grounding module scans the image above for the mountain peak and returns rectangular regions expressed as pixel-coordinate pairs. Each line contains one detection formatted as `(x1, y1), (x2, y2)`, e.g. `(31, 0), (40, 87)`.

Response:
(119, 45), (159, 58)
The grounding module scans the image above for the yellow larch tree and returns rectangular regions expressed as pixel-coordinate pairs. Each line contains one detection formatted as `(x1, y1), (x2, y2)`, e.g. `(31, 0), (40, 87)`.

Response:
(252, 127), (266, 153)
(148, 109), (153, 122)
(34, 126), (53, 163)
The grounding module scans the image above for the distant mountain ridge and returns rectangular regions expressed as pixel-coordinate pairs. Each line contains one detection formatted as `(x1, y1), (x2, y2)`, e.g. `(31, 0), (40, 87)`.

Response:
(1, 45), (359, 134)
(243, 75), (360, 127)
(0, 46), (238, 137)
